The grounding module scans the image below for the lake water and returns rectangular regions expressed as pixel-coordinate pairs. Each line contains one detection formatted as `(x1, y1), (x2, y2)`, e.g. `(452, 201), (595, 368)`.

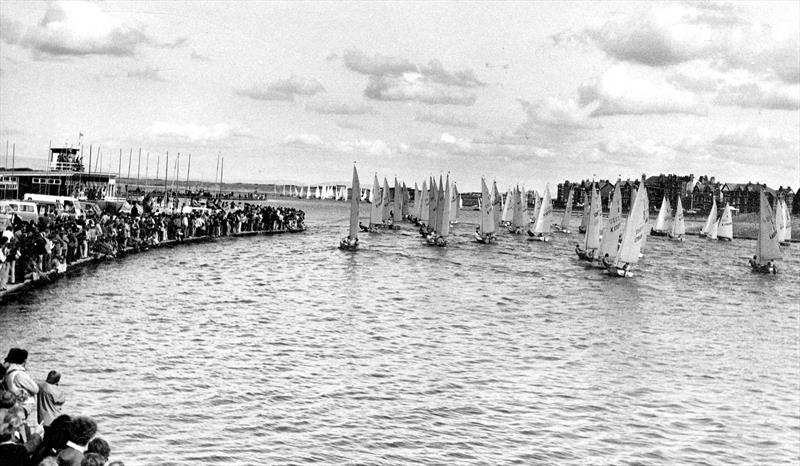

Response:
(2, 199), (799, 465)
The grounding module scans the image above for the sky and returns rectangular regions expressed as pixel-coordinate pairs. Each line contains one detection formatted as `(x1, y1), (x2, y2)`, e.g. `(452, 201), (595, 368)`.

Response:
(0, 0), (798, 192)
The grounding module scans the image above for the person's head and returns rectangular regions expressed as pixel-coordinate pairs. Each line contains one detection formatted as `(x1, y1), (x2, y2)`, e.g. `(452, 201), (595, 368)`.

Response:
(46, 370), (61, 384)
(80, 453), (106, 466)
(5, 347), (28, 365)
(68, 415), (98, 446)
(87, 437), (110, 461)
(43, 414), (73, 450)
(37, 457), (59, 466)
(0, 391), (16, 409)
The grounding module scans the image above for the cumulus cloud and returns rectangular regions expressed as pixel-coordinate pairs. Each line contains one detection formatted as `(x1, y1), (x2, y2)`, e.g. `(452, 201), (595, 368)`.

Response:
(413, 110), (477, 128)
(517, 97), (599, 129)
(283, 133), (324, 147)
(552, 2), (799, 84)
(342, 49), (484, 105)
(146, 122), (252, 144)
(2, 1), (148, 57)
(597, 133), (675, 160)
(127, 66), (165, 82)
(578, 65), (707, 116)
(282, 133), (391, 157)
(409, 132), (554, 161)
(712, 124), (791, 149)
(713, 82), (799, 110)
(365, 73), (477, 105)
(305, 101), (375, 115)
(237, 75), (325, 101)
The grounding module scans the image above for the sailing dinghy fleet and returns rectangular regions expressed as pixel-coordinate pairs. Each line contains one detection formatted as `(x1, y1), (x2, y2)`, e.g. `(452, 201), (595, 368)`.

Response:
(334, 172), (791, 275)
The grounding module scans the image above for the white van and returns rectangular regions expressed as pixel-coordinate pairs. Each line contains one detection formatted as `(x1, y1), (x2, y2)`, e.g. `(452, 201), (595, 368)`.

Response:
(23, 194), (85, 220)
(0, 200), (39, 229)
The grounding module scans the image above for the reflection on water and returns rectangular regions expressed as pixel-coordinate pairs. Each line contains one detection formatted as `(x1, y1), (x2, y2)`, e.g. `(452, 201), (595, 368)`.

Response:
(1, 199), (799, 465)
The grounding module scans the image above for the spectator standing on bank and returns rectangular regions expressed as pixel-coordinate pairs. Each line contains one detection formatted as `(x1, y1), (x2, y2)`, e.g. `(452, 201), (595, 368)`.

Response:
(37, 370), (66, 426)
(3, 348), (39, 427)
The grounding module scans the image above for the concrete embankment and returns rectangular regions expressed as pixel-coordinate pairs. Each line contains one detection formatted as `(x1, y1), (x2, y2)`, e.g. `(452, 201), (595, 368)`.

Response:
(0, 228), (304, 303)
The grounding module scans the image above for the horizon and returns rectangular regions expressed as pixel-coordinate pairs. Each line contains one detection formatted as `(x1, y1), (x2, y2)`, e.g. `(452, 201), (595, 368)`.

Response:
(1, 1), (798, 193)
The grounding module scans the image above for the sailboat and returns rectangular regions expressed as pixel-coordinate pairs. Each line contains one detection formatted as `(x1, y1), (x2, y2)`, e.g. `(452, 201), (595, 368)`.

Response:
(699, 198), (717, 238)
(339, 166), (360, 250)
(650, 196), (671, 236)
(555, 189), (574, 233)
(367, 174), (382, 232)
(597, 181), (622, 265)
(381, 178), (394, 228)
(427, 175), (451, 246)
(509, 187), (525, 234)
(668, 196), (686, 241)
(749, 190), (781, 273)
(529, 184), (553, 242)
(717, 203), (733, 241)
(401, 182), (410, 220)
(578, 189), (589, 234)
(500, 187), (513, 226)
(491, 182), (503, 231)
(475, 177), (496, 243)
(576, 183), (601, 261)
(607, 182), (647, 277)
(450, 183), (460, 224)
(776, 198), (792, 246)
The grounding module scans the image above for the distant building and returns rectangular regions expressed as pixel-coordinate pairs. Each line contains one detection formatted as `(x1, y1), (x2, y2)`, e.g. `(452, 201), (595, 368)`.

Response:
(644, 173), (694, 214)
(721, 181), (778, 214)
(0, 146), (118, 200)
(689, 175), (722, 214)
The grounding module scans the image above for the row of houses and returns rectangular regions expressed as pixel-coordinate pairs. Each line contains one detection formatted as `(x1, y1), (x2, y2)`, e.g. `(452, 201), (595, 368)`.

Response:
(556, 174), (796, 215)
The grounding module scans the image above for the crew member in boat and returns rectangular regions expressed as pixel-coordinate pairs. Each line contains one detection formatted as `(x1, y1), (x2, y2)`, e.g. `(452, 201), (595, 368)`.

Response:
(749, 255), (757, 268)
(601, 253), (611, 268)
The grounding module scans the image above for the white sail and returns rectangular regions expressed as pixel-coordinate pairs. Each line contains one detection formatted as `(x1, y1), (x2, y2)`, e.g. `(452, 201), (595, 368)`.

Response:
(757, 190), (781, 263)
(480, 177), (495, 235)
(654, 196), (670, 231)
(420, 180), (429, 223)
(429, 177), (438, 228)
(561, 189), (574, 230)
(782, 199), (792, 242)
(439, 175), (451, 236)
(450, 183), (459, 222)
(532, 185), (553, 235)
(491, 181), (503, 229)
(349, 167), (360, 238)
(306, 185), (312, 199)
(370, 175), (382, 226)
(599, 181), (622, 258)
(701, 198), (717, 235)
(580, 189), (589, 231)
(584, 184), (602, 250)
(615, 183), (647, 266)
(718, 203), (733, 240)
(393, 178), (401, 221)
(512, 186), (524, 229)
(530, 190), (541, 232)
(315, 186), (321, 199)
(671, 196), (685, 236)
(501, 188), (513, 223)
(380, 178), (391, 222)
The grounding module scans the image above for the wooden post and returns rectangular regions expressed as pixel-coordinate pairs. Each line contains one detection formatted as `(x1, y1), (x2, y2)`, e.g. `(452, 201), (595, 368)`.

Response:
(215, 152), (220, 192)
(218, 157), (223, 198)
(186, 153), (191, 190)
(145, 152), (150, 191)
(127, 148), (133, 179)
(88, 145), (92, 176)
(156, 154), (160, 182)
(136, 148), (142, 190)
(175, 152), (180, 192)
(164, 151), (169, 193)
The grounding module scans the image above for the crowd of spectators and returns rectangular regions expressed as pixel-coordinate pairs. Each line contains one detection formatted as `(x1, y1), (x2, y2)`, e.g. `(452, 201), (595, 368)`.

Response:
(0, 198), (305, 290)
(1, 348), (122, 466)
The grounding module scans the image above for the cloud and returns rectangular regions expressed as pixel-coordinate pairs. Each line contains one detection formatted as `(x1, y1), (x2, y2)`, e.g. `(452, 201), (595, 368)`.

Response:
(578, 65), (707, 116)
(342, 49), (484, 105)
(2, 1), (148, 57)
(127, 66), (166, 82)
(713, 82), (799, 110)
(413, 110), (477, 128)
(305, 101), (375, 115)
(282, 133), (391, 156)
(343, 49), (417, 76)
(712, 124), (791, 149)
(553, 2), (799, 84)
(364, 73), (477, 105)
(409, 132), (554, 161)
(517, 97), (599, 129)
(146, 122), (252, 144)
(237, 75), (325, 101)
(190, 50), (211, 62)
(597, 133), (675, 160)
(283, 133), (324, 148)
(335, 121), (365, 131)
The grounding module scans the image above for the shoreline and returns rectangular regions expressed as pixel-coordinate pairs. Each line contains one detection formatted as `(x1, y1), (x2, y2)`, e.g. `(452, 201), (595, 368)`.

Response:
(0, 228), (305, 303)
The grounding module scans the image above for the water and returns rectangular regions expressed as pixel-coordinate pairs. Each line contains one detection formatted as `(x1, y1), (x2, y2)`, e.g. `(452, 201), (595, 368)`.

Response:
(2, 199), (799, 465)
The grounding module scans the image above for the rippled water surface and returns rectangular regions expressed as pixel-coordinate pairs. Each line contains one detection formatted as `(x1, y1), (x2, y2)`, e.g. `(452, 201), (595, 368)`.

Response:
(2, 199), (799, 465)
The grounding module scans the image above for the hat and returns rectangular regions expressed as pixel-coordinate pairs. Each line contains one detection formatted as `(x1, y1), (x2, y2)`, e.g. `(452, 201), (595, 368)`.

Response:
(4, 347), (28, 364)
